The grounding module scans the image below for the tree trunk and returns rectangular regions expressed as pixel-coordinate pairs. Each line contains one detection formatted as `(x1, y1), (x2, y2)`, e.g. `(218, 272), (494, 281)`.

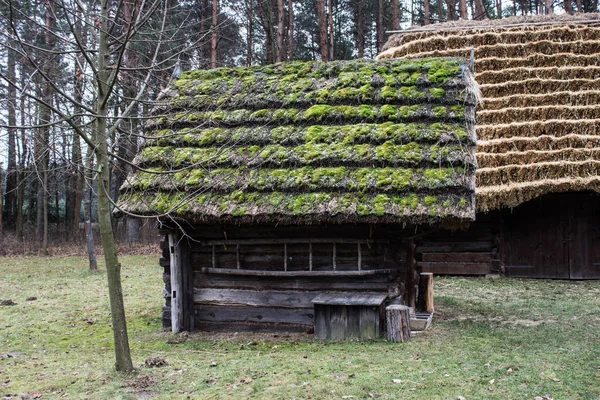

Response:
(438, 0), (444, 21)
(496, 0), (502, 16)
(459, 0), (468, 18)
(356, 0), (364, 58)
(376, 0), (384, 50)
(317, 0), (328, 61)
(6, 48), (17, 228)
(575, 0), (581, 11)
(391, 0), (401, 29)
(276, 0), (284, 62)
(446, 0), (457, 20)
(474, 0), (487, 19)
(96, 0), (133, 372)
(85, 148), (97, 272)
(564, 0), (573, 13)
(288, 0), (294, 60)
(328, 0), (334, 60)
(211, 0), (219, 69)
(246, 0), (253, 66)
(424, 0), (431, 24)
(545, 0), (553, 13)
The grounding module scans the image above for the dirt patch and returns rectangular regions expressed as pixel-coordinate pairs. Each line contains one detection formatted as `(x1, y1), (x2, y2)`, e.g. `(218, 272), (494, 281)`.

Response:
(128, 375), (156, 390)
(0, 300), (16, 306)
(144, 357), (168, 368)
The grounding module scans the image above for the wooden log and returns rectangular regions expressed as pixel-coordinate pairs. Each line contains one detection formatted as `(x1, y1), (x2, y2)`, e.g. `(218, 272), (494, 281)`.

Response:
(405, 239), (416, 309)
(421, 252), (492, 262)
(169, 232), (183, 333)
(386, 305), (411, 343)
(419, 262), (491, 275)
(417, 272), (434, 313)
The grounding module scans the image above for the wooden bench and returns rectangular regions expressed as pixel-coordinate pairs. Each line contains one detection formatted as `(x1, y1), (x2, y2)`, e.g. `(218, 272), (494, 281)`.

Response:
(312, 293), (388, 340)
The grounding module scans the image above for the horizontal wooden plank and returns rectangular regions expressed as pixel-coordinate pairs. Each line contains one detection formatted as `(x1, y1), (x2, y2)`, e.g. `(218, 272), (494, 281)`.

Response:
(419, 262), (491, 275)
(418, 241), (493, 253)
(421, 252), (493, 262)
(195, 273), (395, 291)
(199, 268), (393, 277)
(194, 288), (317, 308)
(312, 292), (387, 306)
(200, 238), (380, 246)
(195, 304), (315, 325)
(195, 321), (312, 333)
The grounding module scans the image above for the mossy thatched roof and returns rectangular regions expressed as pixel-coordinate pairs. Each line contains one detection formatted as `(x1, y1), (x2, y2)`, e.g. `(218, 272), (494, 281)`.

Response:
(378, 18), (600, 211)
(117, 58), (478, 225)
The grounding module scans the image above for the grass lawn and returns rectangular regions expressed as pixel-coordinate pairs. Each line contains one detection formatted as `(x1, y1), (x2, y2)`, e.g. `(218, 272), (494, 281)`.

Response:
(1, 255), (599, 399)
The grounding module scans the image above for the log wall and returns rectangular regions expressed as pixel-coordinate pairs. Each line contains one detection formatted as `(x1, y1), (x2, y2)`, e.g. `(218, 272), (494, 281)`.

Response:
(160, 224), (408, 332)
(416, 212), (501, 276)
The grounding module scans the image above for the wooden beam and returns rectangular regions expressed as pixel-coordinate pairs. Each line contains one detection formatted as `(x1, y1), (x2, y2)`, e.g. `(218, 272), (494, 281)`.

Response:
(284, 243), (288, 272)
(200, 267), (393, 277)
(333, 243), (337, 271)
(416, 272), (434, 313)
(169, 231), (184, 333)
(405, 239), (416, 309)
(357, 243), (362, 271)
(309, 242), (313, 271)
(201, 238), (379, 246)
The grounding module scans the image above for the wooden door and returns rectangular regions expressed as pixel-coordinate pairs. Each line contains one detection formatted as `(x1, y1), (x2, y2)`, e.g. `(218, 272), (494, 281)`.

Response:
(502, 195), (569, 279)
(568, 193), (600, 279)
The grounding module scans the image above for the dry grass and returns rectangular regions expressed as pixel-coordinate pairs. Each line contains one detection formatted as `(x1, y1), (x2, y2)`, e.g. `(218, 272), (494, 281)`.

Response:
(2, 255), (600, 399)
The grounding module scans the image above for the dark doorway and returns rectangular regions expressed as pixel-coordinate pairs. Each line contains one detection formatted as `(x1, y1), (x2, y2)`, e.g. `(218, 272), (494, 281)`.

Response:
(502, 192), (600, 279)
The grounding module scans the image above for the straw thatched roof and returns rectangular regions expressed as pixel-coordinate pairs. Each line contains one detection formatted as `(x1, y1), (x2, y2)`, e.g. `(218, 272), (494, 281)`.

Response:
(378, 14), (600, 212)
(117, 59), (478, 225)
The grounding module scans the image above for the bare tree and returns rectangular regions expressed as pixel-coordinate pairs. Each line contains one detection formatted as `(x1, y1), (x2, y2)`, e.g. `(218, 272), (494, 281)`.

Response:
(288, 0), (294, 60)
(317, 0), (328, 61)
(459, 0), (468, 18)
(392, 0), (401, 29)
(211, 0), (219, 68)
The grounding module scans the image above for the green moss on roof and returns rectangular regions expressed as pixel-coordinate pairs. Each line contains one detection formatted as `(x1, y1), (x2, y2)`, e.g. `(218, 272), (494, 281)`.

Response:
(119, 58), (477, 225)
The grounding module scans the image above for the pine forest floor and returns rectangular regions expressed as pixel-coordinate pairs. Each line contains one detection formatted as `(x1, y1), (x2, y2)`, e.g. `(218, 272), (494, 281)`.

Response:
(1, 255), (599, 399)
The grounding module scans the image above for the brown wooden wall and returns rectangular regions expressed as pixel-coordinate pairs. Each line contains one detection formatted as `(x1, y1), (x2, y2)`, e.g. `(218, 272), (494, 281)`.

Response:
(416, 192), (600, 279)
(161, 224), (410, 332)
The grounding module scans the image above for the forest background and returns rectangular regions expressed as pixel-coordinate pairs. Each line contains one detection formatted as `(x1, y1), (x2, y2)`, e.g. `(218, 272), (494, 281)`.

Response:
(0, 0), (598, 255)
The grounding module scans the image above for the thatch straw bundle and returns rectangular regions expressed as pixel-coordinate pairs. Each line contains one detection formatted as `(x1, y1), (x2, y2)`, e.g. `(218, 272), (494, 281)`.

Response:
(379, 15), (600, 211)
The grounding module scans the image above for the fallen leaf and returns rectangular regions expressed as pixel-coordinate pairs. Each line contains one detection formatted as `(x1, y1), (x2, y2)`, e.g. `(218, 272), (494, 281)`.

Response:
(392, 379), (403, 383)
(240, 377), (253, 384)
(457, 396), (466, 400)
(210, 361), (217, 367)
(551, 378), (560, 382)
(489, 379), (495, 384)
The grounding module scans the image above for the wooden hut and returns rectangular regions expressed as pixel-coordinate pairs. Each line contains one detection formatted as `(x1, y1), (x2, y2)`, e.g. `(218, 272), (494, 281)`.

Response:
(378, 14), (600, 279)
(117, 59), (479, 334)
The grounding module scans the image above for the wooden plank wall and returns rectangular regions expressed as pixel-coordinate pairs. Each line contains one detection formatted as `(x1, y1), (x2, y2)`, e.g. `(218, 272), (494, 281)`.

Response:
(186, 224), (406, 332)
(416, 213), (501, 276)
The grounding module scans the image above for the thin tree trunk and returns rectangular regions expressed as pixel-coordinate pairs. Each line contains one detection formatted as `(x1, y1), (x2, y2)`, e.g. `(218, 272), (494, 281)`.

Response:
(438, 0), (444, 21)
(288, 0), (294, 60)
(211, 0), (219, 69)
(575, 0), (581, 11)
(565, 0), (573, 13)
(6, 48), (17, 228)
(496, 0), (502, 16)
(96, 0), (133, 372)
(459, 0), (468, 18)
(328, 0), (334, 60)
(424, 0), (431, 24)
(317, 0), (328, 61)
(474, 0), (487, 19)
(276, 0), (284, 62)
(392, 0), (401, 28)
(246, 0), (253, 66)
(446, 0), (457, 20)
(356, 0), (364, 58)
(377, 0), (384, 50)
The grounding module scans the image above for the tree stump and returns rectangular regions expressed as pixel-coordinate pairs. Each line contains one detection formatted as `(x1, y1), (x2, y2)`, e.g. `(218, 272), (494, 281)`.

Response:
(417, 272), (434, 313)
(386, 305), (411, 343)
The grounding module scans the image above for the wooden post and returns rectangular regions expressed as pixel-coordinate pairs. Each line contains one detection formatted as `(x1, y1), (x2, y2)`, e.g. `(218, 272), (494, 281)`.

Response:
(405, 239), (416, 309)
(417, 272), (434, 313)
(386, 305), (411, 343)
(169, 231), (183, 333)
